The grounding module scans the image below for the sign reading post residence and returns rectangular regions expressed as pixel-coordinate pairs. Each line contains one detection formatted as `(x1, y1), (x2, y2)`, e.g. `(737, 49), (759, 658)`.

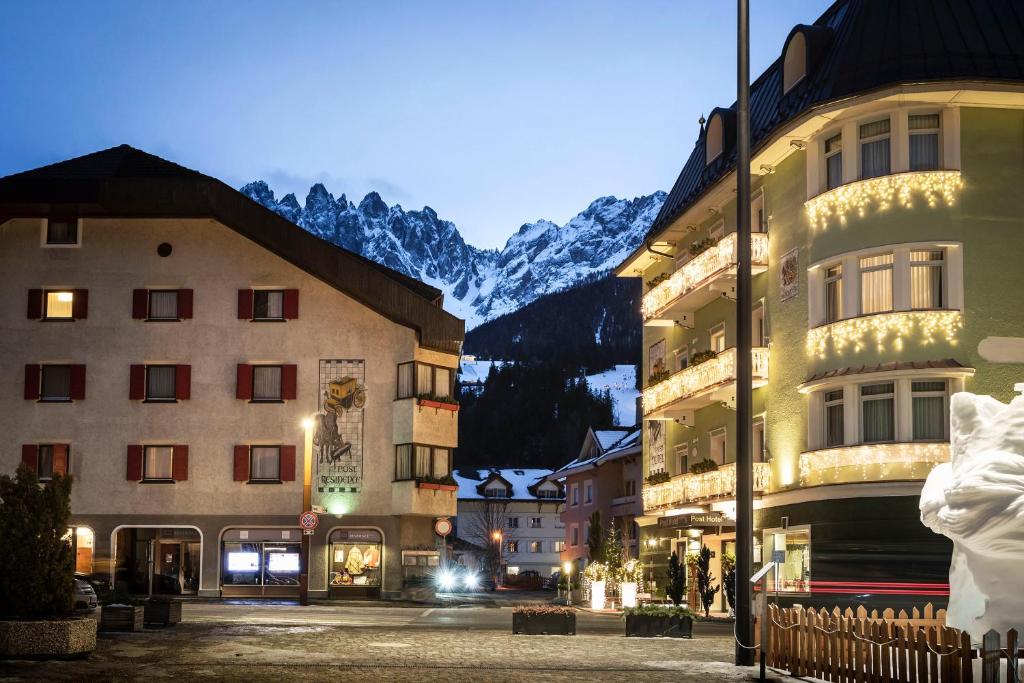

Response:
(314, 359), (367, 495)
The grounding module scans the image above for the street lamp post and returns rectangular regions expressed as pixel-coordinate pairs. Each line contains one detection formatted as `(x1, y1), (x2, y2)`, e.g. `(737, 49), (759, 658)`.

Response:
(300, 418), (314, 606)
(735, 0), (755, 666)
(492, 530), (503, 587)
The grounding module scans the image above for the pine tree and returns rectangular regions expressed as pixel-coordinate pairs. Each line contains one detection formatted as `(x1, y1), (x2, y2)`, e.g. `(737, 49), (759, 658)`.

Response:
(721, 551), (737, 612)
(695, 544), (720, 617)
(666, 551), (685, 606)
(603, 520), (624, 586)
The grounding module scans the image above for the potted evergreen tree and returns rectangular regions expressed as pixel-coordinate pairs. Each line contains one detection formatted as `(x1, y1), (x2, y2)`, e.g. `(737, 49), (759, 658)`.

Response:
(0, 465), (97, 658)
(695, 545), (720, 618)
(721, 551), (736, 617)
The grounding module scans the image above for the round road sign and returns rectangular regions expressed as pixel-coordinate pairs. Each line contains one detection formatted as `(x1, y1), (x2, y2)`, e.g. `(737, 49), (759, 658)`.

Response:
(434, 518), (452, 537)
(300, 511), (319, 530)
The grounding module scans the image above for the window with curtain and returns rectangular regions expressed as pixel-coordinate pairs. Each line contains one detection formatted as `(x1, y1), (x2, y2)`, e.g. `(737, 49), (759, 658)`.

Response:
(144, 446), (174, 480)
(432, 448), (450, 479)
(397, 362), (415, 399)
(148, 290), (179, 320)
(824, 264), (843, 323)
(824, 390), (845, 447)
(859, 118), (891, 179)
(250, 446), (281, 481)
(252, 366), (283, 400)
(860, 383), (895, 443)
(909, 114), (940, 171)
(37, 445), (55, 480)
(859, 253), (893, 314)
(912, 380), (947, 440)
(825, 133), (843, 190)
(253, 290), (284, 320)
(414, 445), (431, 478)
(911, 250), (944, 309)
(41, 365), (72, 400)
(395, 444), (413, 480)
(416, 364), (434, 396)
(46, 219), (78, 245)
(433, 367), (452, 399)
(146, 365), (177, 400)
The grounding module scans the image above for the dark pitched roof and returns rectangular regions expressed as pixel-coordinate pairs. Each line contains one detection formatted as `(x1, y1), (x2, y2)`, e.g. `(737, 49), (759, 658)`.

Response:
(648, 0), (1024, 240)
(803, 358), (969, 384)
(0, 145), (463, 352)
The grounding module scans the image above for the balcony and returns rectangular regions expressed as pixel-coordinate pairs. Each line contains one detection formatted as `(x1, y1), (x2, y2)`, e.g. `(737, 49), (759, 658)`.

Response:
(393, 397), (458, 448)
(642, 347), (769, 420)
(643, 232), (769, 326)
(799, 442), (950, 487)
(804, 170), (964, 230)
(391, 479), (458, 517)
(643, 462), (772, 513)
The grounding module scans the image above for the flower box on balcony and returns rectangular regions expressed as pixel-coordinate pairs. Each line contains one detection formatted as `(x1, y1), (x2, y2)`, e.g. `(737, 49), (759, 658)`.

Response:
(417, 398), (460, 412)
(416, 481), (458, 492)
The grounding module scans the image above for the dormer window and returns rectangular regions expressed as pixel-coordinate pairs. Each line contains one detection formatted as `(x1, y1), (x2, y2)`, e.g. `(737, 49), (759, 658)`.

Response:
(705, 114), (724, 165)
(783, 31), (807, 93)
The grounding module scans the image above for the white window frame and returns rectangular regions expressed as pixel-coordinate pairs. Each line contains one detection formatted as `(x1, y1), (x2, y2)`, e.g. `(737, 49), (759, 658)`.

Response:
(823, 133), (843, 191)
(710, 324), (726, 354)
(674, 442), (689, 474)
(910, 248), (946, 310)
(583, 479), (593, 506)
(753, 416), (766, 462)
(910, 379), (949, 441)
(823, 389), (845, 448)
(40, 218), (83, 248)
(823, 263), (842, 323)
(570, 524), (580, 547)
(709, 428), (727, 466)
(570, 483), (579, 507)
(858, 252), (894, 316)
(859, 381), (896, 444)
(752, 191), (767, 233)
(908, 111), (942, 172)
(858, 117), (892, 180)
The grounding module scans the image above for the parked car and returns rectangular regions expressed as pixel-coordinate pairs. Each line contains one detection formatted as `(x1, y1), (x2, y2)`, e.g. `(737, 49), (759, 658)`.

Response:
(542, 571), (561, 591)
(505, 570), (543, 590)
(73, 578), (98, 613)
(75, 571), (114, 603)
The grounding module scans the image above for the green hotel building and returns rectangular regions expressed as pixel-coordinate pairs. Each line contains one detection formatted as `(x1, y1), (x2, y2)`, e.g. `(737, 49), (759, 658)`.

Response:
(616, 0), (1024, 610)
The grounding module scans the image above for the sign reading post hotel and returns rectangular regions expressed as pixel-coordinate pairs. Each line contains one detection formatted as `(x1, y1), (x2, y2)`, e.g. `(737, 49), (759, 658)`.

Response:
(314, 360), (367, 495)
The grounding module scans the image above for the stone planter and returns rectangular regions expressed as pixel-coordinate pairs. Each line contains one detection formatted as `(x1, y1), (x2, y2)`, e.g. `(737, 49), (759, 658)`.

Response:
(624, 613), (694, 638)
(512, 612), (576, 635)
(0, 617), (97, 659)
(99, 605), (144, 632)
(143, 599), (182, 626)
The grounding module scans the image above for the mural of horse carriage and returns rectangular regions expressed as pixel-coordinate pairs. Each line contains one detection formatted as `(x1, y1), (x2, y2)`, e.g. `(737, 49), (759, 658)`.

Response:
(314, 377), (366, 466)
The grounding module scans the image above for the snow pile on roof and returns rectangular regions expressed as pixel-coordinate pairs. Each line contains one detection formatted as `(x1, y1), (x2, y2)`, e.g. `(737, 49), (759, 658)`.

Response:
(454, 468), (557, 500)
(595, 427), (633, 451)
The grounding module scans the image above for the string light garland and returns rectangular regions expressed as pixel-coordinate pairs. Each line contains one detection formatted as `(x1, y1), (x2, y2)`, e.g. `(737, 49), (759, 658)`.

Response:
(805, 310), (963, 358)
(799, 442), (950, 485)
(642, 347), (770, 415)
(804, 170), (964, 230)
(643, 462), (771, 511)
(643, 232), (769, 320)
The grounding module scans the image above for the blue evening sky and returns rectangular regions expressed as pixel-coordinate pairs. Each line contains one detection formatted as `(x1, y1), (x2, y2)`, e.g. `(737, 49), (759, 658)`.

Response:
(0, 1), (831, 249)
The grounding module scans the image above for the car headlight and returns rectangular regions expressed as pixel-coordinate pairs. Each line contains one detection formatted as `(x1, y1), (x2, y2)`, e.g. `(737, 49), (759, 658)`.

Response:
(463, 573), (479, 589)
(437, 570), (456, 591)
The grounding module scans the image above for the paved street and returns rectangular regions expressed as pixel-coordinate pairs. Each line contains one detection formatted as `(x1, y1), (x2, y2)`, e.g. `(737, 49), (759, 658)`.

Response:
(0, 602), (752, 682)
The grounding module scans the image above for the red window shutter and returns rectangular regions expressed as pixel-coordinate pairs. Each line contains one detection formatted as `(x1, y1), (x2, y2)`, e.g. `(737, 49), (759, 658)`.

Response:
(24, 364), (41, 400)
(70, 365), (86, 400)
(238, 289), (253, 319)
(52, 444), (69, 476)
(236, 364), (253, 400)
(233, 445), (250, 482)
(175, 365), (192, 400)
(283, 289), (299, 319)
(27, 289), (43, 319)
(281, 364), (297, 400)
(280, 445), (296, 482)
(172, 445), (189, 481)
(126, 445), (143, 481)
(132, 289), (149, 319)
(21, 444), (38, 472)
(72, 289), (89, 319)
(178, 289), (194, 319)
(129, 365), (146, 400)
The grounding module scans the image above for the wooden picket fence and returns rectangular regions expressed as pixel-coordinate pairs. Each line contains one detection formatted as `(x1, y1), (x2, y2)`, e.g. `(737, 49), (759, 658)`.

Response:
(764, 604), (1022, 683)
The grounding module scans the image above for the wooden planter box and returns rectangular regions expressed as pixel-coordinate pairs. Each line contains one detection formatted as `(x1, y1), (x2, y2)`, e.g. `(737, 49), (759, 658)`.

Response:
(418, 399), (460, 412)
(144, 600), (182, 626)
(0, 618), (97, 659)
(416, 481), (458, 491)
(512, 612), (576, 635)
(625, 613), (693, 638)
(99, 605), (144, 632)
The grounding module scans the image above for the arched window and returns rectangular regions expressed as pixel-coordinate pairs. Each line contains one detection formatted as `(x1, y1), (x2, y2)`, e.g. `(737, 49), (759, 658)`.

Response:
(783, 31), (807, 93)
(705, 114), (724, 165)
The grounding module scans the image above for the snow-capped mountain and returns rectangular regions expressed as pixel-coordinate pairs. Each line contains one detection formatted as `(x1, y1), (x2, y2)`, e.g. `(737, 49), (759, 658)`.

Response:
(241, 180), (665, 328)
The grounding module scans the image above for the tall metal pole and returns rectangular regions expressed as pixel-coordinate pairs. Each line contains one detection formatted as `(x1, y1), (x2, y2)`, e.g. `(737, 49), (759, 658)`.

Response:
(300, 421), (314, 606)
(735, 0), (755, 667)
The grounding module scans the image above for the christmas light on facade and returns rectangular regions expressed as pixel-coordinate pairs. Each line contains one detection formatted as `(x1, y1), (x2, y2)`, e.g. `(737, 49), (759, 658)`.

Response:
(804, 170), (964, 230)
(805, 310), (963, 358)
(642, 347), (769, 415)
(800, 442), (950, 485)
(642, 462), (771, 510)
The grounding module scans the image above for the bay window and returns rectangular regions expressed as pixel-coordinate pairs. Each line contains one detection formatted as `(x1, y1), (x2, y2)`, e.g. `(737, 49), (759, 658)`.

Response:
(912, 380), (947, 441)
(396, 361), (455, 400)
(824, 133), (843, 190)
(910, 249), (944, 309)
(909, 113), (941, 171)
(860, 383), (895, 443)
(859, 253), (893, 315)
(824, 264), (842, 323)
(394, 443), (451, 481)
(824, 390), (845, 447)
(859, 118), (891, 179)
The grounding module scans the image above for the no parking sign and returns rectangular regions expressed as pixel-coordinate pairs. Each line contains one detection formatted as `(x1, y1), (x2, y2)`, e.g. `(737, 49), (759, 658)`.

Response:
(300, 511), (319, 535)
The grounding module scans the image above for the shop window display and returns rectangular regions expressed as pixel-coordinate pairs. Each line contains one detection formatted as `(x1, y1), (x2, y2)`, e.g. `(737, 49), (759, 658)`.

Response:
(329, 529), (383, 591)
(762, 527), (811, 593)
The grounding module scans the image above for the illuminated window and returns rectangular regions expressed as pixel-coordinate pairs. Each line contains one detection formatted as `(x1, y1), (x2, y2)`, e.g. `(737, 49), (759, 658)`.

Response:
(859, 118), (891, 179)
(859, 253), (893, 315)
(45, 291), (74, 319)
(506, 541), (519, 554)
(824, 134), (843, 190)
(824, 264), (842, 323)
(909, 114), (941, 171)
(763, 527), (810, 593)
(553, 540), (566, 552)
(529, 541), (543, 553)
(860, 383), (895, 444)
(398, 362), (454, 400)
(528, 517), (543, 528)
(911, 249), (944, 309)
(143, 446), (174, 481)
(824, 390), (845, 447)
(912, 380), (947, 441)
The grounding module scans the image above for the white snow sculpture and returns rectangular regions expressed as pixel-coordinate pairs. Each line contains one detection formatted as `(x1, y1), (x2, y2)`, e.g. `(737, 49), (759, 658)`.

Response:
(919, 388), (1024, 640)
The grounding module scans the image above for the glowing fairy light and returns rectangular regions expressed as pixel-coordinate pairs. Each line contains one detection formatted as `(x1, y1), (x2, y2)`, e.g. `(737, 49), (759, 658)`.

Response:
(643, 232), (769, 321)
(643, 462), (771, 511)
(642, 347), (770, 415)
(799, 442), (950, 485)
(805, 170), (964, 230)
(806, 310), (963, 358)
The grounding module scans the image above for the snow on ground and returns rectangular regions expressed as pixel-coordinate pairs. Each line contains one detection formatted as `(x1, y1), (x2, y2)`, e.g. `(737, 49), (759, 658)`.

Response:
(585, 364), (639, 427)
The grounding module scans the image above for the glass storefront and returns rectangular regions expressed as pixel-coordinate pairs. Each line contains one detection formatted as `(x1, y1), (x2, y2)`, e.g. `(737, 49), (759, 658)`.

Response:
(763, 527), (811, 594)
(221, 528), (302, 597)
(329, 529), (383, 598)
(113, 527), (201, 595)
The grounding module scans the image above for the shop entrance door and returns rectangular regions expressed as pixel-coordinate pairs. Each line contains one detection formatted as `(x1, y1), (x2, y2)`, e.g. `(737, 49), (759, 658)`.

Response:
(157, 542), (183, 595)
